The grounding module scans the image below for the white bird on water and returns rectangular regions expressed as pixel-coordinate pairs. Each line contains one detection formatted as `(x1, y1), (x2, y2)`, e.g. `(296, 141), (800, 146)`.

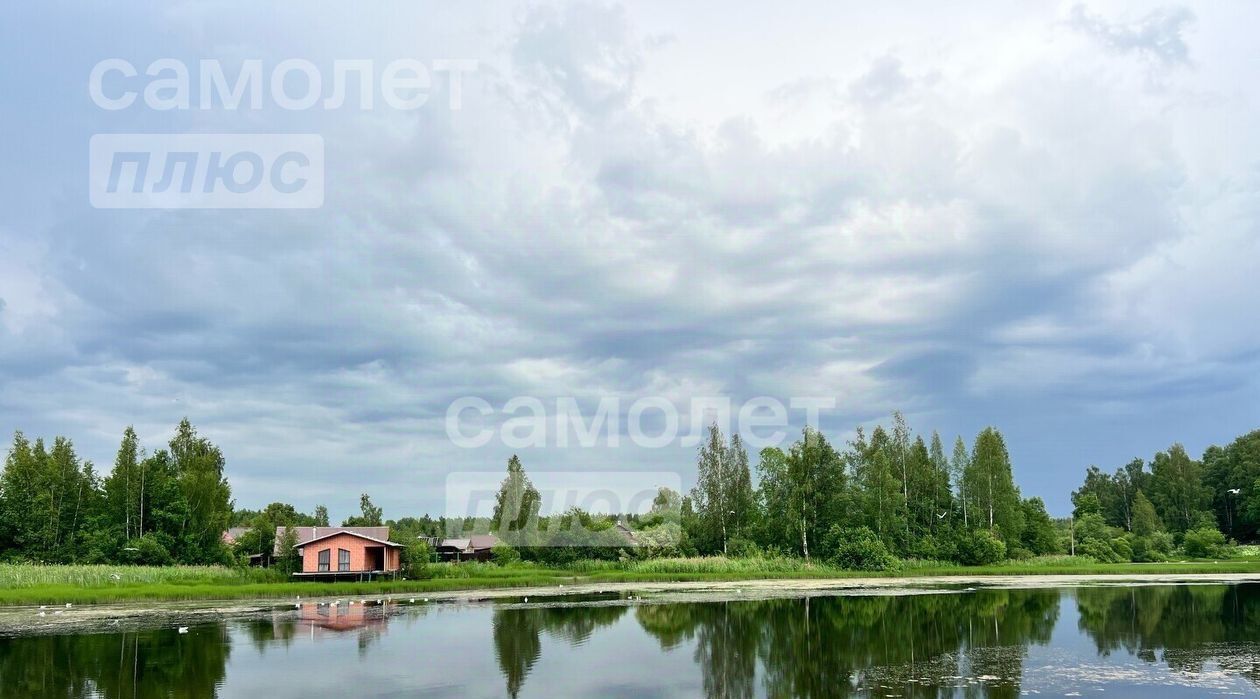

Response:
(1228, 488), (1242, 495)
(178, 627), (188, 634)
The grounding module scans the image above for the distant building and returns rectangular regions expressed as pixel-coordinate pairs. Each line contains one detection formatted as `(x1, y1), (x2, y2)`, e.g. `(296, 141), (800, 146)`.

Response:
(276, 526), (404, 579)
(614, 521), (638, 546)
(435, 534), (499, 562)
(221, 527), (251, 546)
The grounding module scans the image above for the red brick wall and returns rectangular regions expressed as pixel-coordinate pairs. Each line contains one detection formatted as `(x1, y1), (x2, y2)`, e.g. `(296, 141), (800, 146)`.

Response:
(299, 533), (399, 573)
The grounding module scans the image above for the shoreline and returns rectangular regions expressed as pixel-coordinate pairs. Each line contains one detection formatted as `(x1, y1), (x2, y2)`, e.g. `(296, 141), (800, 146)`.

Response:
(5, 571), (1260, 637)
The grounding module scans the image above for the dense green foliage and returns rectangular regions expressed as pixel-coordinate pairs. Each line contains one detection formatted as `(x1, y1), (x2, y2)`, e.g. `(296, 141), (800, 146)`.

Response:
(1066, 429), (1260, 563)
(0, 420), (233, 566)
(3, 417), (1257, 573)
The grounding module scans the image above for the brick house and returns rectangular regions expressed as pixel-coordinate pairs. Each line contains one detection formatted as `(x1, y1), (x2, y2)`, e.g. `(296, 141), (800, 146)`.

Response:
(275, 526), (404, 578)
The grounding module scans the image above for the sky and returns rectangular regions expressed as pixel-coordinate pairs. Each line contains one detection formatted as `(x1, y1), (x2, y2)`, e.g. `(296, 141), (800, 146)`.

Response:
(1, 1), (1258, 521)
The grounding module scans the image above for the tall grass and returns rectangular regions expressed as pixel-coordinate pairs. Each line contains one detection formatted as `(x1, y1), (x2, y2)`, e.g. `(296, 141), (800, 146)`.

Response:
(0, 564), (279, 589)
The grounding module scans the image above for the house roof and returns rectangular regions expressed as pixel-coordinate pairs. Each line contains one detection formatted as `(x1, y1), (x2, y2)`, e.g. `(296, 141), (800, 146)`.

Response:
(274, 526), (400, 554)
(436, 534), (499, 552)
(222, 527), (251, 544)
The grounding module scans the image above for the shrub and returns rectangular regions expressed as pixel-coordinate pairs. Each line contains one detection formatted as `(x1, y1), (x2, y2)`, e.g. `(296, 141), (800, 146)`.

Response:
(726, 537), (763, 559)
(955, 530), (1007, 566)
(400, 539), (431, 578)
(824, 526), (896, 571)
(1078, 538), (1123, 563)
(908, 534), (956, 562)
(491, 541), (521, 565)
(1007, 546), (1034, 561)
(1130, 536), (1167, 563)
(1110, 536), (1133, 562)
(1182, 527), (1228, 559)
(634, 523), (683, 559)
(118, 535), (173, 567)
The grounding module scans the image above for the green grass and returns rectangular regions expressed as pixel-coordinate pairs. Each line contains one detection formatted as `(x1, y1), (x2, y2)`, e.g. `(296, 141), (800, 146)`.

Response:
(3, 557), (1260, 606)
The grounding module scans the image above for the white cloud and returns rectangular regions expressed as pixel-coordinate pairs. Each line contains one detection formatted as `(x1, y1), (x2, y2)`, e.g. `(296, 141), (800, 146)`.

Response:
(1, 1), (1257, 517)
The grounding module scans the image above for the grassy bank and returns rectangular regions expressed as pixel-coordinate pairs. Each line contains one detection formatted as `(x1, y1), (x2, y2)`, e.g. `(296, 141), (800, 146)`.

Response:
(4, 557), (1260, 606)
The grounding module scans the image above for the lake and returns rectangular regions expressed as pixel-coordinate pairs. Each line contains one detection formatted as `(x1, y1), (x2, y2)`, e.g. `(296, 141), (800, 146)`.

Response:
(3, 583), (1260, 697)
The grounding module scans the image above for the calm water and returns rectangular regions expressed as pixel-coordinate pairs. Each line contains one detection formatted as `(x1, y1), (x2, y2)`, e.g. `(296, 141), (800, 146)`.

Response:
(4, 584), (1260, 697)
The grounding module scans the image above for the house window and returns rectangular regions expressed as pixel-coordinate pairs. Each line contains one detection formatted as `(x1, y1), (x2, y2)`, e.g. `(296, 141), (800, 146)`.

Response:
(338, 548), (351, 572)
(317, 548), (330, 572)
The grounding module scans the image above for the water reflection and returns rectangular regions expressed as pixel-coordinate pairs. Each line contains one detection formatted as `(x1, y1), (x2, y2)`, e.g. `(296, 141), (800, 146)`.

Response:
(1074, 584), (1260, 684)
(0, 626), (229, 698)
(3, 584), (1260, 697)
(492, 604), (627, 697)
(630, 590), (1058, 698)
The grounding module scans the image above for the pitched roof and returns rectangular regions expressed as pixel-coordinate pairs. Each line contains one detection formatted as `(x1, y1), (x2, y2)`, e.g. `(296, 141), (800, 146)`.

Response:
(274, 526), (398, 554)
(436, 534), (499, 552)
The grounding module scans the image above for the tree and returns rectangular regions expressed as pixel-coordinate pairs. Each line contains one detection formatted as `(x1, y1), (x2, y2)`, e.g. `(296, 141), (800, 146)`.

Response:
(103, 427), (142, 542)
(784, 427), (846, 561)
(313, 504), (330, 527)
(689, 424), (753, 555)
(1203, 430), (1260, 541)
(964, 427), (1022, 544)
(891, 411), (912, 527)
(1148, 444), (1211, 534)
(949, 436), (970, 528)
(169, 419), (233, 564)
(274, 526), (300, 573)
(1019, 497), (1059, 555)
(643, 487), (682, 527)
(754, 446), (795, 553)
(0, 432), (38, 555)
(855, 426), (905, 549)
(1113, 458), (1152, 531)
(726, 433), (755, 544)
(493, 455), (540, 536)
(1131, 491), (1163, 538)
(344, 493), (384, 527)
(927, 431), (953, 533)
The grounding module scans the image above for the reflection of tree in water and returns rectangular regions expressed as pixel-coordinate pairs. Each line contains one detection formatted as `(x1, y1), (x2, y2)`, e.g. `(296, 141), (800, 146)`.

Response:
(0, 626), (230, 698)
(243, 615), (299, 653)
(635, 590), (1059, 699)
(638, 600), (759, 698)
(1075, 584), (1260, 685)
(493, 604), (628, 698)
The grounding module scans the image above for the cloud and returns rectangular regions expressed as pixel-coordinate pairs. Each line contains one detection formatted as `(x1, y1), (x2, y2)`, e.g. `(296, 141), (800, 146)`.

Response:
(1068, 4), (1196, 66)
(0, 1), (1256, 518)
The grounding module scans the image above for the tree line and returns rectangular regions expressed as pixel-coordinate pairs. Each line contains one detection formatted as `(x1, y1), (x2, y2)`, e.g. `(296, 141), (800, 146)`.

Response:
(676, 415), (1055, 567)
(0, 420), (232, 565)
(1067, 429), (1260, 562)
(2, 415), (1258, 567)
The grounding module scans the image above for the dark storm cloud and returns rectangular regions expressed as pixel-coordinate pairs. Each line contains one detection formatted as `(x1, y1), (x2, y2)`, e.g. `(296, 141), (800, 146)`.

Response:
(0, 2), (1256, 520)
